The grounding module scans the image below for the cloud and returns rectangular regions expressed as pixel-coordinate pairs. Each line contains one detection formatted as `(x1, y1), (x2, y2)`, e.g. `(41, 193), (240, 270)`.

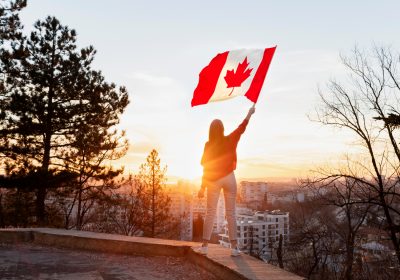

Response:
(236, 157), (307, 179)
(129, 72), (175, 86)
(129, 141), (157, 155)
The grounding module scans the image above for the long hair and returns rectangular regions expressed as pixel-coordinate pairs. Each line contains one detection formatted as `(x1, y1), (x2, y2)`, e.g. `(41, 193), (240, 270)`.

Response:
(209, 119), (224, 143)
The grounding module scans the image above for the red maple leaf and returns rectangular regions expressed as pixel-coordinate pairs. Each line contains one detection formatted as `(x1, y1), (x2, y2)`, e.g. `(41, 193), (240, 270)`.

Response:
(224, 57), (253, 96)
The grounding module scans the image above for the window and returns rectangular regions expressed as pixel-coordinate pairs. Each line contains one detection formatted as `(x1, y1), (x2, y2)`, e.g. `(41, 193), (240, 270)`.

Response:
(244, 226), (247, 231)
(262, 225), (266, 229)
(244, 233), (247, 238)
(276, 218), (278, 222)
(276, 230), (279, 235)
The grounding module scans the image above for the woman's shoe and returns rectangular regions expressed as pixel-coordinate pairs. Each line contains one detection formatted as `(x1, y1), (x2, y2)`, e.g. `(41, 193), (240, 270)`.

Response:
(231, 246), (241, 257)
(194, 245), (208, 255)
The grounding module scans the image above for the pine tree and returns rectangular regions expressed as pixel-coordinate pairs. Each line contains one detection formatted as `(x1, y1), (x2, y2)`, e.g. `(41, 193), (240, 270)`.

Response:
(1, 0), (26, 104)
(0, 0), (26, 43)
(0, 16), (129, 225)
(137, 149), (175, 238)
(95, 176), (148, 236)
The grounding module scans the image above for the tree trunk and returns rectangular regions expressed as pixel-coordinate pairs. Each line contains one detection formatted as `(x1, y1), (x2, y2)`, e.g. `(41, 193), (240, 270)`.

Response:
(380, 194), (400, 264)
(38, 131), (51, 225)
(36, 187), (46, 225)
(249, 226), (254, 256)
(365, 140), (400, 265)
(151, 164), (155, 238)
(37, 78), (54, 225)
(64, 212), (70, 229)
(307, 241), (319, 279)
(344, 235), (354, 280)
(277, 234), (284, 269)
(0, 193), (4, 227)
(76, 187), (82, 230)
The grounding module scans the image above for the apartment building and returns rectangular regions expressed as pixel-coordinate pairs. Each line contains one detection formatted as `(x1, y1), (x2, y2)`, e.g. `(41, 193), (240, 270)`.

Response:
(219, 210), (289, 260)
(239, 181), (268, 207)
(167, 189), (193, 241)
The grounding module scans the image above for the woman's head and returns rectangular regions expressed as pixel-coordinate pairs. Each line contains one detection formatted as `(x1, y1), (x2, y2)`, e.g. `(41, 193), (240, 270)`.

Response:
(209, 119), (224, 142)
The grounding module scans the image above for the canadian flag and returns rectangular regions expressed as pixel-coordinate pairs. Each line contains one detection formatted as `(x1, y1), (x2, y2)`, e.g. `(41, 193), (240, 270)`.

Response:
(191, 47), (276, 107)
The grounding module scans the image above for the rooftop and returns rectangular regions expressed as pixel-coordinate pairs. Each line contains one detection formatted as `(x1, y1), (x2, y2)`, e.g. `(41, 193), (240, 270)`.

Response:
(0, 228), (304, 280)
(0, 243), (215, 280)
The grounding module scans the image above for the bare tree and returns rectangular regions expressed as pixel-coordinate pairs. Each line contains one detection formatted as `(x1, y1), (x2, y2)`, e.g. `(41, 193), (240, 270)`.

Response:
(101, 176), (148, 236)
(315, 45), (400, 265)
(285, 199), (338, 279)
(305, 176), (371, 280)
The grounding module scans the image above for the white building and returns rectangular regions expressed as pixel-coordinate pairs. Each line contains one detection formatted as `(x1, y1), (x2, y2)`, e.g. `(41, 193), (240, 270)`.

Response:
(267, 191), (305, 204)
(215, 194), (225, 233)
(236, 203), (253, 215)
(219, 210), (289, 260)
(239, 181), (268, 206)
(167, 189), (193, 241)
(192, 196), (207, 217)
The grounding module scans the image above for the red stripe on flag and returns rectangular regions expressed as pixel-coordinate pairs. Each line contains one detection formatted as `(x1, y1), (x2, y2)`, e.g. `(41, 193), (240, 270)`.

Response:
(245, 47), (276, 103)
(191, 51), (229, 107)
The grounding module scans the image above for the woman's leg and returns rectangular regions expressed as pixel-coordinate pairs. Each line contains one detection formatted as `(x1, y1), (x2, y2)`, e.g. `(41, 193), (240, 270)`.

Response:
(202, 181), (221, 246)
(222, 172), (238, 248)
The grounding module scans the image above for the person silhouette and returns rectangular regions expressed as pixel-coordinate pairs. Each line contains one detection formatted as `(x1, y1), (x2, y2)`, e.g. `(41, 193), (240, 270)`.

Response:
(197, 105), (255, 256)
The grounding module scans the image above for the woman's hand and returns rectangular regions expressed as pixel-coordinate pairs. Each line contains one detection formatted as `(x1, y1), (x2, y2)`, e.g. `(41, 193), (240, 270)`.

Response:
(248, 105), (255, 115)
(198, 187), (205, 198)
(245, 104), (256, 120)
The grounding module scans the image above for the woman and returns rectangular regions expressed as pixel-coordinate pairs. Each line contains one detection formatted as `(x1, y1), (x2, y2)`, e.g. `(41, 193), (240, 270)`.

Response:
(197, 105), (255, 256)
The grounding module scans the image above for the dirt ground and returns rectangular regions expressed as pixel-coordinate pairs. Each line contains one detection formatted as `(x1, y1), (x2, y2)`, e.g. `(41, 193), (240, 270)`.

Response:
(0, 243), (218, 280)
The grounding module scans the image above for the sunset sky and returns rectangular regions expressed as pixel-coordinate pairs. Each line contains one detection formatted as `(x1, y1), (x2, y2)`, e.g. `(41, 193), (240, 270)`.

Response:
(20, 1), (400, 181)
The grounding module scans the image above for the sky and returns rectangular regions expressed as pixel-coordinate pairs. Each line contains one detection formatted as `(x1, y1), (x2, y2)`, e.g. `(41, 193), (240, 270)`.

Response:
(19, 0), (400, 182)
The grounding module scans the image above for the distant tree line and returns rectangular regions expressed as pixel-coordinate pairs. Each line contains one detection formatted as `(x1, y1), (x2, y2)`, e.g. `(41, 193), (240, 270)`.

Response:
(0, 1), (178, 239)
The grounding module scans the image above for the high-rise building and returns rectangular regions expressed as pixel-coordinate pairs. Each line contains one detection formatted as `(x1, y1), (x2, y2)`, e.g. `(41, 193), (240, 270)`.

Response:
(219, 210), (289, 260)
(167, 186), (193, 241)
(239, 181), (268, 206)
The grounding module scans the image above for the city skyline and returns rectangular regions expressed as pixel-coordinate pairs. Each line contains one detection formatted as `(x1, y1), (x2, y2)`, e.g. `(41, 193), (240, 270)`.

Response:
(19, 0), (400, 181)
